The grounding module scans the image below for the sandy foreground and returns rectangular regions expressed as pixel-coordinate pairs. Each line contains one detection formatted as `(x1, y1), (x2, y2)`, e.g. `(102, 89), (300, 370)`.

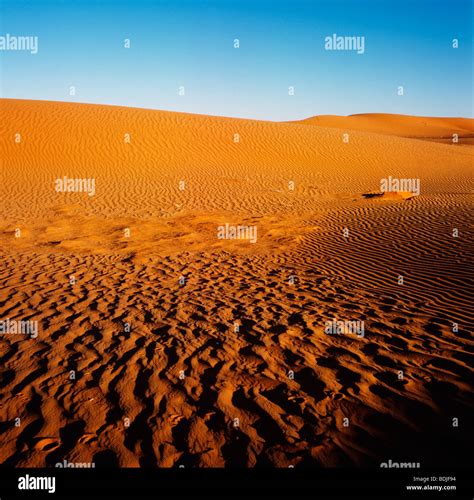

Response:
(0, 99), (472, 467)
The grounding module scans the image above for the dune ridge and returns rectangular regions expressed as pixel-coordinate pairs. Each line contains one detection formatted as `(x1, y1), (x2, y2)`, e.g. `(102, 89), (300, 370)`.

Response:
(295, 112), (474, 143)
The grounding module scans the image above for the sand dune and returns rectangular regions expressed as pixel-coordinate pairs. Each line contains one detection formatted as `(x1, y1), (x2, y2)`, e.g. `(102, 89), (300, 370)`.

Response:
(0, 99), (473, 467)
(296, 113), (474, 144)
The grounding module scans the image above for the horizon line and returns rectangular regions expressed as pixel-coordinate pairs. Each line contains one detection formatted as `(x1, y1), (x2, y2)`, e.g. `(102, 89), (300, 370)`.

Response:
(2, 97), (473, 123)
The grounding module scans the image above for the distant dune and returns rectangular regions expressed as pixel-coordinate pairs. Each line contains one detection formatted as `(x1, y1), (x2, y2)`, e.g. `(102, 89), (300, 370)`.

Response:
(0, 98), (472, 467)
(295, 113), (474, 143)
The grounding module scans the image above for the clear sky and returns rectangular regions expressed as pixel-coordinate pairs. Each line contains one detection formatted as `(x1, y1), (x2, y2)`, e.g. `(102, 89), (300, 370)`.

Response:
(1, 0), (472, 120)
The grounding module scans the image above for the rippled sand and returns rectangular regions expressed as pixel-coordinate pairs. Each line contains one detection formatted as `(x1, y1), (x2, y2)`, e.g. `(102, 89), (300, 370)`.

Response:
(1, 99), (472, 467)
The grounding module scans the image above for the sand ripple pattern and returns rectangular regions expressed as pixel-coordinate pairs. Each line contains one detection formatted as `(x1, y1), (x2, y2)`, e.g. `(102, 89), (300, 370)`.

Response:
(0, 251), (473, 467)
(0, 100), (473, 467)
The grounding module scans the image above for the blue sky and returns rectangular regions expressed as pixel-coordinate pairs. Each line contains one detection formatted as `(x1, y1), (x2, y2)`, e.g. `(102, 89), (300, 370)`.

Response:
(1, 0), (472, 120)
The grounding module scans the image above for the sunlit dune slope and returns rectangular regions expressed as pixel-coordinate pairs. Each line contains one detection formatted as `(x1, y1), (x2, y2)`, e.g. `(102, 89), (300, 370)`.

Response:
(1, 99), (472, 226)
(295, 113), (474, 143)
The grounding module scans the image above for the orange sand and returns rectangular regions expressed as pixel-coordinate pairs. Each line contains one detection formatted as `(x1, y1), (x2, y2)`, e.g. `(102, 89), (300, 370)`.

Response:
(0, 99), (473, 467)
(296, 113), (474, 144)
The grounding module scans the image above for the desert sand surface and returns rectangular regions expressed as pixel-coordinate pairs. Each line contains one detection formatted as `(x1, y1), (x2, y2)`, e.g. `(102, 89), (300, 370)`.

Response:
(0, 98), (473, 467)
(296, 113), (474, 144)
